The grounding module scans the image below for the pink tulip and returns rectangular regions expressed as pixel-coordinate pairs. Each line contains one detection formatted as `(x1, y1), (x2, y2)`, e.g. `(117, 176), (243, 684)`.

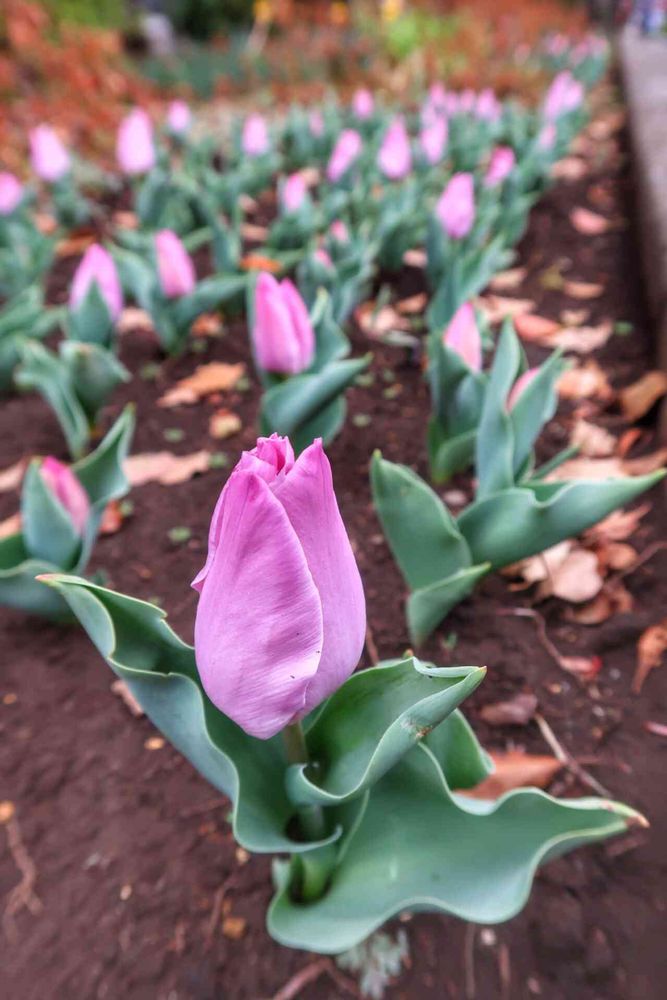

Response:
(459, 89), (476, 114)
(167, 100), (192, 134)
(70, 244), (123, 321)
(377, 117), (412, 180)
(444, 92), (461, 116)
(537, 122), (557, 151)
(39, 457), (90, 536)
(435, 173), (475, 239)
(543, 71), (584, 121)
(484, 146), (516, 188)
(443, 303), (482, 372)
(29, 125), (70, 183)
(309, 110), (325, 137)
(329, 219), (349, 243)
(116, 109), (156, 176)
(0, 172), (23, 215)
(281, 172), (307, 213)
(428, 82), (448, 110)
(314, 248), (333, 269)
(326, 129), (362, 182)
(242, 113), (270, 157)
(475, 88), (500, 123)
(253, 273), (315, 375)
(419, 116), (447, 165)
(507, 367), (539, 410)
(155, 230), (196, 299)
(192, 434), (366, 739)
(352, 88), (374, 120)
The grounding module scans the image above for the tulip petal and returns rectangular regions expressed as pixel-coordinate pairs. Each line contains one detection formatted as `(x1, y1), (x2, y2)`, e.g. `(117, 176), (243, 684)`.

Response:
(272, 440), (366, 714)
(194, 471), (323, 739)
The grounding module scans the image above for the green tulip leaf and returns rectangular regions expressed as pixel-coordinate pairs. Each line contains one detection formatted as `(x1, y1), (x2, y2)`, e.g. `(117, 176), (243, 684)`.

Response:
(286, 658), (485, 807)
(427, 423), (478, 483)
(509, 348), (566, 476)
(475, 320), (521, 500)
(0, 537), (73, 619)
(407, 564), (491, 645)
(16, 340), (90, 458)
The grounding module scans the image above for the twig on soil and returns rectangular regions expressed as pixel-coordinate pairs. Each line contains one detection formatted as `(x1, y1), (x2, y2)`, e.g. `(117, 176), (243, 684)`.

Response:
(498, 942), (511, 1000)
(464, 923), (476, 999)
(497, 606), (563, 667)
(178, 796), (226, 819)
(534, 712), (612, 798)
(2, 808), (43, 940)
(365, 622), (380, 665)
(270, 958), (360, 1000)
(612, 540), (667, 583)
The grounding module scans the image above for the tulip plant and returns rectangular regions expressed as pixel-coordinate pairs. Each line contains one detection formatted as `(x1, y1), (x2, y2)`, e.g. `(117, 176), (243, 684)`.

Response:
(41, 434), (643, 954)
(0, 405), (134, 619)
(0, 285), (59, 394)
(0, 172), (54, 299)
(29, 124), (91, 229)
(249, 273), (370, 452)
(373, 322), (664, 642)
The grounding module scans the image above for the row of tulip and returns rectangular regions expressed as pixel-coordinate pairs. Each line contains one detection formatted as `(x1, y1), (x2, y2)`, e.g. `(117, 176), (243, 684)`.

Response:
(1, 32), (648, 958)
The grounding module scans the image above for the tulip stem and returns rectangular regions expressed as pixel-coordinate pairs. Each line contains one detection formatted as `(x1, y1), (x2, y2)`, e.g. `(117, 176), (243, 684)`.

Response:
(283, 723), (328, 840)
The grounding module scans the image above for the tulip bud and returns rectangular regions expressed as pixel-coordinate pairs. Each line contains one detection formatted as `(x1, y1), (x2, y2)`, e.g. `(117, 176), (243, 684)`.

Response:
(116, 109), (156, 176)
(0, 172), (23, 215)
(484, 146), (516, 188)
(507, 367), (539, 410)
(192, 434), (366, 739)
(329, 219), (349, 243)
(537, 122), (557, 151)
(377, 117), (412, 180)
(543, 71), (584, 121)
(155, 230), (196, 299)
(326, 129), (362, 182)
(70, 244), (123, 321)
(167, 100), (192, 135)
(475, 88), (501, 122)
(459, 89), (476, 114)
(352, 88), (374, 120)
(253, 272), (315, 375)
(29, 125), (71, 183)
(281, 172), (307, 213)
(39, 457), (90, 536)
(419, 116), (447, 165)
(242, 113), (270, 157)
(435, 173), (475, 239)
(309, 110), (325, 137)
(313, 247), (333, 269)
(428, 82), (447, 111)
(443, 303), (482, 371)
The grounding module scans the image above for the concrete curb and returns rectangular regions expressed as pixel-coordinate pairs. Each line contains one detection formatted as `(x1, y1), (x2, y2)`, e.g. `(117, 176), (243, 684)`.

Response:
(619, 28), (667, 419)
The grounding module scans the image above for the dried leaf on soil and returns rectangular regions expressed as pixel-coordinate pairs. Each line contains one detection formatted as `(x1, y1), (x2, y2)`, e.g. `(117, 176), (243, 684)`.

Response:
(513, 313), (561, 343)
(240, 254), (282, 273)
(570, 207), (612, 235)
(117, 307), (155, 335)
(584, 504), (651, 544)
(571, 418), (617, 457)
(633, 619), (667, 693)
(551, 157), (588, 181)
(644, 721), (667, 738)
(558, 654), (602, 682)
(563, 279), (604, 300)
(549, 322), (612, 354)
(460, 751), (563, 800)
(100, 500), (125, 535)
(158, 362), (246, 407)
(403, 248), (427, 268)
(567, 579), (634, 625)
(513, 542), (603, 603)
(395, 292), (427, 315)
(618, 371), (667, 423)
(558, 360), (613, 401)
(550, 450), (667, 481)
(191, 313), (224, 338)
(240, 222), (269, 241)
(125, 450), (211, 487)
(209, 408), (242, 440)
(55, 233), (96, 258)
(111, 679), (144, 717)
(0, 457), (27, 493)
(478, 295), (536, 325)
(355, 302), (411, 338)
(479, 693), (537, 726)
(0, 512), (21, 539)
(488, 267), (527, 291)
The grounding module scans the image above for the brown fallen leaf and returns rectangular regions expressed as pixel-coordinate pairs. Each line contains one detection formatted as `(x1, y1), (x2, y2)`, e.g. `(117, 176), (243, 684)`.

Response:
(222, 916), (247, 940)
(460, 751), (562, 800)
(551, 156), (588, 181)
(100, 500), (126, 535)
(240, 222), (269, 241)
(479, 693), (538, 726)
(563, 279), (604, 300)
(560, 308), (590, 327)
(111, 679), (144, 717)
(191, 313), (224, 338)
(550, 450), (667, 480)
(209, 409), (242, 440)
(559, 654), (602, 682)
(619, 371), (667, 423)
(55, 233), (96, 258)
(584, 504), (651, 544)
(596, 541), (637, 571)
(478, 295), (536, 325)
(117, 307), (155, 335)
(488, 267), (527, 291)
(550, 321), (612, 354)
(616, 428), (643, 458)
(558, 360), (614, 402)
(403, 248), (427, 268)
(516, 542), (603, 604)
(125, 450), (211, 487)
(567, 579), (634, 625)
(0, 458), (27, 493)
(158, 362), (246, 407)
(571, 418), (617, 457)
(0, 512), (21, 539)
(34, 212), (58, 235)
(570, 207), (611, 235)
(240, 254), (282, 273)
(623, 448), (667, 476)
(355, 302), (411, 338)
(395, 292), (427, 315)
(113, 210), (139, 229)
(514, 313), (561, 343)
(644, 721), (667, 738)
(633, 618), (667, 693)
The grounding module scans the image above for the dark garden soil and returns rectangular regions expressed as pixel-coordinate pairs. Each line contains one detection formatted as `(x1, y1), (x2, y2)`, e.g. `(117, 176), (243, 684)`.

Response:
(2, 103), (667, 999)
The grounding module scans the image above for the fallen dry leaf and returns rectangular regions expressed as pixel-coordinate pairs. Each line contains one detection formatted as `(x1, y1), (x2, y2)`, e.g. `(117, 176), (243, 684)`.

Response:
(113, 210), (139, 229)
(558, 361), (614, 401)
(619, 371), (667, 423)
(158, 362), (246, 407)
(596, 541), (637, 571)
(355, 302), (411, 338)
(479, 693), (537, 726)
(623, 448), (667, 476)
(191, 313), (224, 338)
(395, 292), (427, 315)
(222, 916), (247, 940)
(550, 449), (667, 481)
(616, 428), (643, 458)
(644, 721), (667, 738)
(478, 295), (536, 325)
(240, 222), (269, 241)
(117, 307), (155, 335)
(571, 418), (617, 457)
(100, 500), (125, 535)
(240, 254), (282, 273)
(34, 212), (58, 235)
(55, 233), (96, 258)
(570, 207), (612, 235)
(0, 512), (21, 539)
(584, 504), (651, 544)
(125, 451), (211, 487)
(567, 579), (634, 625)
(515, 542), (603, 603)
(488, 267), (527, 291)
(551, 156), (588, 181)
(563, 279), (604, 300)
(633, 618), (667, 693)
(560, 308), (590, 327)
(0, 457), (27, 493)
(111, 679), (144, 717)
(514, 313), (561, 343)
(209, 408), (242, 440)
(403, 248), (427, 268)
(559, 654), (603, 683)
(460, 751), (562, 800)
(550, 322), (612, 354)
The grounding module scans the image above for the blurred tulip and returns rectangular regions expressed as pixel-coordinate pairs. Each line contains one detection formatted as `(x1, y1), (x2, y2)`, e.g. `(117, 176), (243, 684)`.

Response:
(507, 367), (539, 410)
(70, 244), (123, 321)
(352, 88), (374, 120)
(309, 110), (325, 137)
(242, 113), (270, 156)
(281, 172), (307, 213)
(419, 116), (447, 165)
(377, 117), (412, 180)
(192, 434), (366, 739)
(543, 71), (584, 121)
(329, 219), (349, 243)
(537, 122), (557, 151)
(39, 457), (90, 536)
(475, 88), (501, 122)
(326, 129), (362, 182)
(443, 303), (482, 371)
(167, 100), (192, 135)
(253, 272), (315, 375)
(435, 173), (475, 239)
(484, 146), (516, 187)
(0, 172), (23, 215)
(155, 230), (196, 298)
(116, 109), (156, 175)
(29, 125), (70, 183)
(313, 247), (333, 268)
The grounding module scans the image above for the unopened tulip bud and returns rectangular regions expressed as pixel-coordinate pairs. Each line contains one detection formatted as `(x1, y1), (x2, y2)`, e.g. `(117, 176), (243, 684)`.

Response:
(242, 113), (270, 156)
(29, 125), (71, 183)
(253, 273), (315, 375)
(352, 88), (374, 120)
(192, 434), (366, 739)
(476, 88), (501, 122)
(309, 110), (325, 137)
(314, 248), (333, 268)
(484, 146), (516, 188)
(543, 71), (584, 121)
(377, 117), (412, 180)
(420, 117), (447, 165)
(537, 122), (557, 151)
(507, 367), (539, 410)
(167, 100), (192, 135)
(116, 109), (156, 176)
(40, 457), (90, 536)
(326, 129), (362, 182)
(0, 172), (24, 215)
(155, 230), (196, 299)
(70, 244), (123, 321)
(435, 173), (475, 239)
(443, 303), (482, 371)
(329, 219), (349, 243)
(281, 172), (307, 213)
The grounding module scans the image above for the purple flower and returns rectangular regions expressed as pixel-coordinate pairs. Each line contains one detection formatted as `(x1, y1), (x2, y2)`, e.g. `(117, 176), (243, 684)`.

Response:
(352, 88), (374, 120)
(29, 125), (71, 183)
(281, 172), (307, 213)
(377, 117), (412, 180)
(155, 230), (196, 299)
(242, 114), (270, 157)
(507, 367), (539, 410)
(253, 272), (315, 375)
(0, 172), (24, 215)
(116, 109), (156, 176)
(167, 100), (192, 135)
(39, 457), (90, 536)
(543, 71), (584, 121)
(326, 129), (362, 182)
(419, 116), (447, 165)
(442, 303), (482, 371)
(435, 173), (475, 239)
(484, 146), (516, 188)
(70, 244), (123, 321)
(192, 435), (366, 739)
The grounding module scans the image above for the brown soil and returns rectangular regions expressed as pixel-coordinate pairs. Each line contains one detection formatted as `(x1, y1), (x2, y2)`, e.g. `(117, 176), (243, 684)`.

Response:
(2, 118), (666, 999)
